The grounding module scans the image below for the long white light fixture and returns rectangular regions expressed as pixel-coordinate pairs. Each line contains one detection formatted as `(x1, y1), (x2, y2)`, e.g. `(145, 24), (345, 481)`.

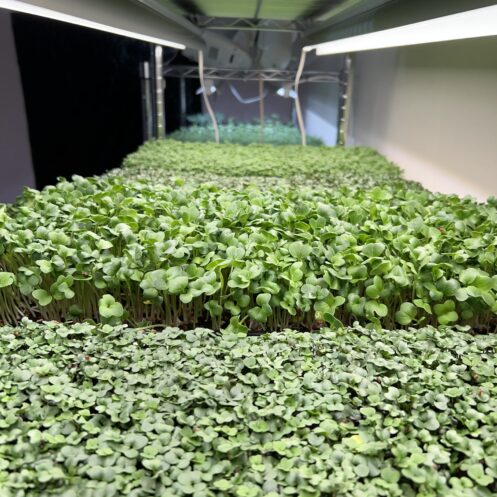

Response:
(0, 0), (186, 49)
(306, 5), (497, 56)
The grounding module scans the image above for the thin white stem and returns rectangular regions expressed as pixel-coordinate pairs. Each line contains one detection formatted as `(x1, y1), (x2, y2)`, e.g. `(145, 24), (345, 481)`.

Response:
(198, 50), (220, 144)
(294, 49), (307, 147)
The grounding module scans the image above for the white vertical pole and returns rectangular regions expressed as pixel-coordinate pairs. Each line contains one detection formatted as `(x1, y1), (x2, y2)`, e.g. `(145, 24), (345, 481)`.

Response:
(140, 61), (153, 141)
(294, 49), (307, 147)
(343, 54), (354, 146)
(198, 50), (220, 144)
(259, 78), (265, 143)
(154, 45), (165, 138)
(338, 54), (354, 146)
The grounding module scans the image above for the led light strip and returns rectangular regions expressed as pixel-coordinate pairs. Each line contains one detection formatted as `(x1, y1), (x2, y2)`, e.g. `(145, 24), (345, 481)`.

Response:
(306, 5), (497, 55)
(0, 0), (186, 49)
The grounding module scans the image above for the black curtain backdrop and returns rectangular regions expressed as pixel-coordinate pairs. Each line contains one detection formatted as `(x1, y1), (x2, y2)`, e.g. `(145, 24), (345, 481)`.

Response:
(12, 13), (200, 189)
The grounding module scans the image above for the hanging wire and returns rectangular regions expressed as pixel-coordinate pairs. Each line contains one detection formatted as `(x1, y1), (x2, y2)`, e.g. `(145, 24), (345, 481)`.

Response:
(198, 50), (220, 143)
(294, 49), (307, 146)
(229, 84), (268, 104)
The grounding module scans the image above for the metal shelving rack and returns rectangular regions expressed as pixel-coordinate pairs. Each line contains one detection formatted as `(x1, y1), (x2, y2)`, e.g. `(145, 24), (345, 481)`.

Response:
(162, 65), (340, 84)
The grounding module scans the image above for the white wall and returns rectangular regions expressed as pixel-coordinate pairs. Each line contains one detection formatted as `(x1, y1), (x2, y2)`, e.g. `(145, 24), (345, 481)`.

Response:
(348, 36), (497, 201)
(0, 10), (35, 202)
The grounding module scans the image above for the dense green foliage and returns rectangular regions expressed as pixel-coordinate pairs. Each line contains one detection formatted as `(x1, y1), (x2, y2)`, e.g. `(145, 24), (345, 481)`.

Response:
(120, 140), (403, 190)
(2, 320), (497, 497)
(1, 122), (496, 497)
(170, 120), (323, 146)
(1, 174), (496, 329)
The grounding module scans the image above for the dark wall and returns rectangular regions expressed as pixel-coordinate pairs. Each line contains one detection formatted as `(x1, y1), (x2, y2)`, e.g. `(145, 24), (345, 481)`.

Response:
(12, 14), (150, 189)
(0, 10), (35, 203)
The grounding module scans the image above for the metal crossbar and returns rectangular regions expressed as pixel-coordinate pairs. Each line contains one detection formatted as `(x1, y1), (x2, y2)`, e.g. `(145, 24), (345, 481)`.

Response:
(189, 16), (311, 33)
(163, 65), (340, 83)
